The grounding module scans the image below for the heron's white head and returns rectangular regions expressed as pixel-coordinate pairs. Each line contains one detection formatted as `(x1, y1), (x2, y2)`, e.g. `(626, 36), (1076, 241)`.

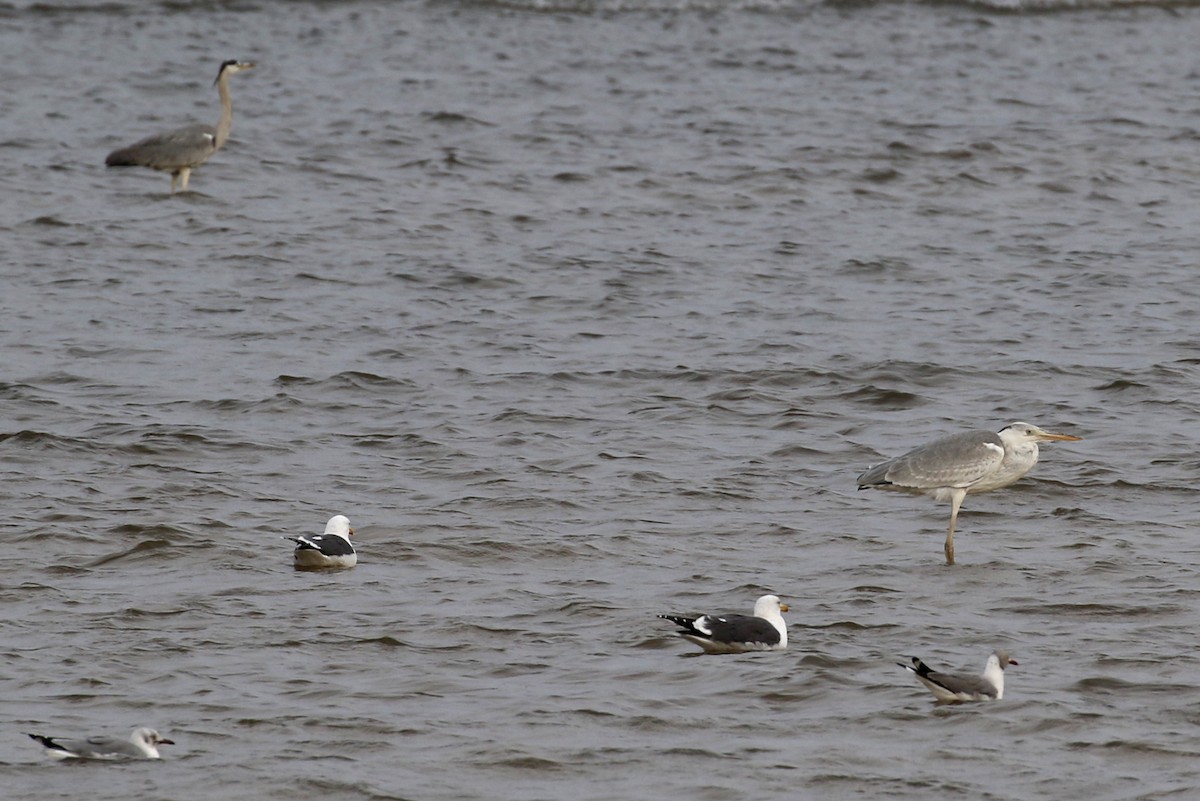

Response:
(324, 514), (353, 539)
(753, 594), (789, 618)
(214, 60), (257, 85)
(998, 422), (1081, 446)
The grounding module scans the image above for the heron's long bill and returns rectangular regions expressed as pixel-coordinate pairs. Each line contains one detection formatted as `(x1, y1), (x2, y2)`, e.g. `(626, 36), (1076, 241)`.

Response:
(1038, 431), (1082, 441)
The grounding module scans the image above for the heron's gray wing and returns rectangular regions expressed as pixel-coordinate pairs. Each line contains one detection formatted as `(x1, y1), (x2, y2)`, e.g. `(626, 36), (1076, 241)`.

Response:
(106, 123), (218, 170)
(859, 430), (1004, 490)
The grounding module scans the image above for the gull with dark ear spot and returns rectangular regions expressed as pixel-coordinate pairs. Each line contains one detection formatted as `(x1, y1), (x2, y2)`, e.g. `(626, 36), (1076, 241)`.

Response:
(26, 727), (174, 760)
(106, 59), (256, 193)
(658, 594), (789, 654)
(857, 421), (1081, 565)
(285, 514), (357, 569)
(899, 650), (1018, 703)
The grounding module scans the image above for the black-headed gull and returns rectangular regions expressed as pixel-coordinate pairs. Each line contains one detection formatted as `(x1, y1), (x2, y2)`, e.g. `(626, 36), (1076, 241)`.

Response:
(26, 727), (174, 759)
(658, 594), (789, 654)
(285, 514), (356, 569)
(899, 649), (1018, 702)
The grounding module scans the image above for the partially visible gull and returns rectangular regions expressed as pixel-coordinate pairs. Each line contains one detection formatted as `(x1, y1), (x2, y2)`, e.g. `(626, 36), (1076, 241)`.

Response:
(285, 514), (356, 569)
(857, 421), (1081, 565)
(26, 727), (174, 760)
(658, 594), (789, 654)
(899, 650), (1017, 702)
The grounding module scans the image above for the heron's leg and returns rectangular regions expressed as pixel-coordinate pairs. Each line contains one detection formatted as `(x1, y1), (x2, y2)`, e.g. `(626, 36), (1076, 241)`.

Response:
(170, 171), (179, 194)
(945, 489), (966, 566)
(178, 167), (192, 192)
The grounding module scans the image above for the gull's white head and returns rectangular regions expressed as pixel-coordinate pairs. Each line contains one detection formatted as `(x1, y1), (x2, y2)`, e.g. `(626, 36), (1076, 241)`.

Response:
(132, 727), (174, 755)
(990, 650), (1018, 670)
(324, 515), (353, 539)
(753, 594), (789, 618)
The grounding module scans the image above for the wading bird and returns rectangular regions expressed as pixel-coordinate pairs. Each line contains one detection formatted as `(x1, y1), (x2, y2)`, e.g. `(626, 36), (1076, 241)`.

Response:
(857, 422), (1081, 565)
(106, 60), (256, 193)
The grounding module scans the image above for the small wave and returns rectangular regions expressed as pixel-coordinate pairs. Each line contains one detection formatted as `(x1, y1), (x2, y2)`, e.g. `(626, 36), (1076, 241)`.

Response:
(844, 385), (927, 409)
(6, 0), (1191, 24)
(1004, 602), (1185, 618)
(444, 0), (1191, 16)
(86, 538), (175, 567)
(446, 0), (815, 12)
(484, 755), (566, 772)
(0, 429), (99, 453)
(914, 0), (1195, 11)
(274, 370), (417, 392)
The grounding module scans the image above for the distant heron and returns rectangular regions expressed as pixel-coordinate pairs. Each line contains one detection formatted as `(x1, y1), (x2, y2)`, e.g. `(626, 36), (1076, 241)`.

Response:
(105, 60), (256, 193)
(857, 422), (1081, 565)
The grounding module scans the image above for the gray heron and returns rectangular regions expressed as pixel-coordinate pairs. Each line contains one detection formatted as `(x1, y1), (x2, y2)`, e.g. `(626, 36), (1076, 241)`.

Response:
(105, 60), (256, 193)
(857, 422), (1081, 565)
(898, 650), (1017, 703)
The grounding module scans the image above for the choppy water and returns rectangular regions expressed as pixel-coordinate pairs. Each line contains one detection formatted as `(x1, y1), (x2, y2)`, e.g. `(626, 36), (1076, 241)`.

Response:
(2, 1), (1199, 799)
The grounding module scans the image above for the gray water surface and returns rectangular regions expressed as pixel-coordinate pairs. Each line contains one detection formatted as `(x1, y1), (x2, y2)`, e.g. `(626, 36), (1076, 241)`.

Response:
(2, 1), (1198, 799)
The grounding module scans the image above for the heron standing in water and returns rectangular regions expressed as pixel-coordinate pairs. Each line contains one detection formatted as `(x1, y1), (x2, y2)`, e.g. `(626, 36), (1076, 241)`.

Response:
(106, 60), (256, 193)
(857, 422), (1081, 565)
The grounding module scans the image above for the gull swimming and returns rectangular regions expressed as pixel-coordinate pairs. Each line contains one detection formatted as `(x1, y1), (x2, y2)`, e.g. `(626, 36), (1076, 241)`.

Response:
(285, 514), (356, 569)
(658, 594), (789, 654)
(899, 650), (1017, 703)
(26, 727), (174, 760)
(857, 421), (1081, 565)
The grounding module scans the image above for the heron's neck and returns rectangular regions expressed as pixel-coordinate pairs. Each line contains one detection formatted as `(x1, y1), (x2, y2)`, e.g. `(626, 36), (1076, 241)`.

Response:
(998, 433), (1039, 465)
(1009, 441), (1039, 466)
(214, 73), (234, 150)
